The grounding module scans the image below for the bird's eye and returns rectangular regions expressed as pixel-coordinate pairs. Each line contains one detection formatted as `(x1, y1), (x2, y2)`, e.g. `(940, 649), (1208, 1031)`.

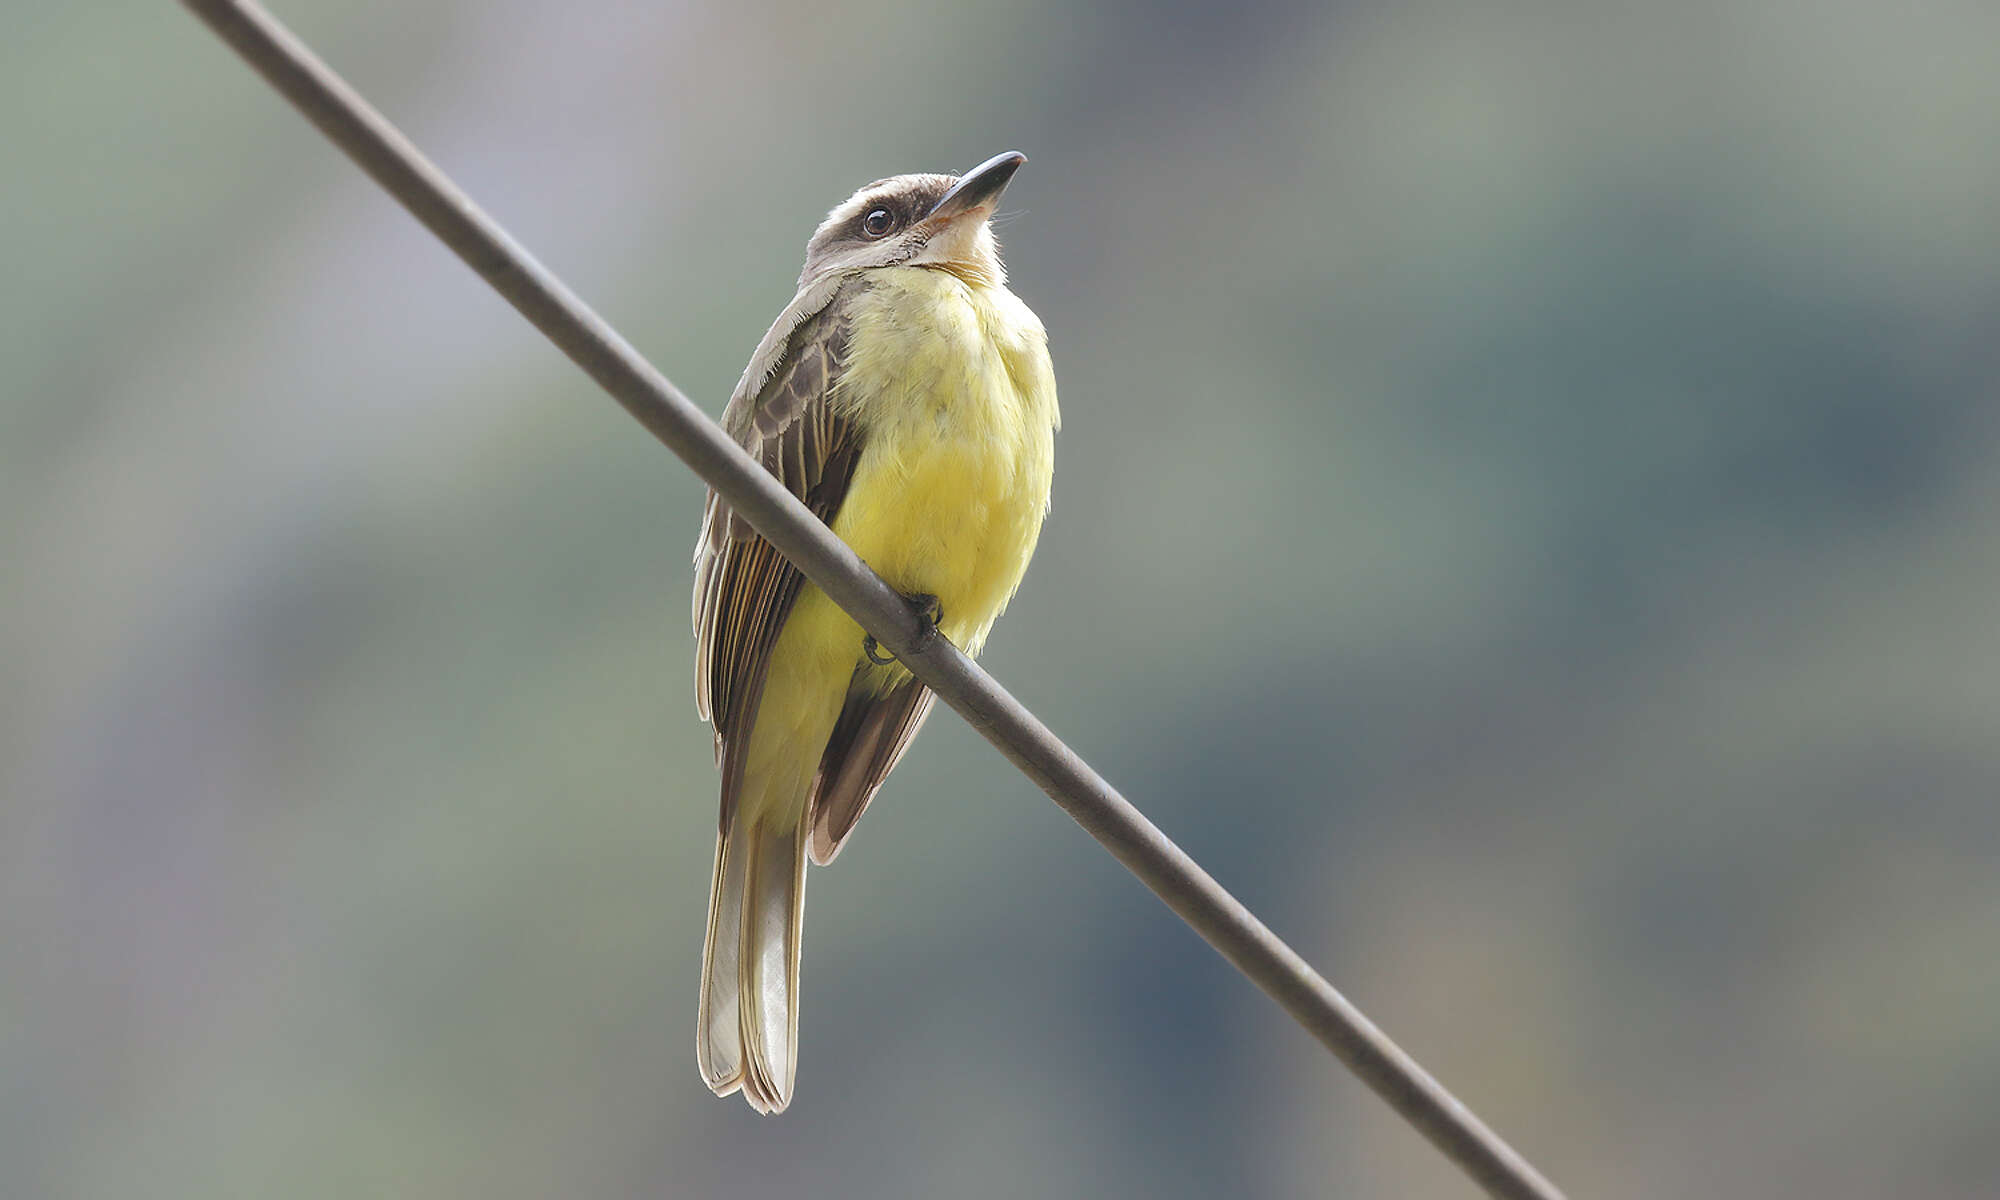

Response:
(861, 208), (895, 238)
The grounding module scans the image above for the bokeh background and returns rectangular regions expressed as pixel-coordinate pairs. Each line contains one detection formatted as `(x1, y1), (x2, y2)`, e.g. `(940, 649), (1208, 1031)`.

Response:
(9, 1), (2000, 1196)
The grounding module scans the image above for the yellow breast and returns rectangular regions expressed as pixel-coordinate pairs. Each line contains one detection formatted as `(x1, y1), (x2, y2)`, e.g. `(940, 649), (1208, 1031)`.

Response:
(828, 267), (1059, 663)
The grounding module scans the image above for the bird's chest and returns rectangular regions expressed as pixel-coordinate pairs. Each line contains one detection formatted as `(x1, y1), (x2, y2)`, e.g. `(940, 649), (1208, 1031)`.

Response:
(830, 274), (1055, 625)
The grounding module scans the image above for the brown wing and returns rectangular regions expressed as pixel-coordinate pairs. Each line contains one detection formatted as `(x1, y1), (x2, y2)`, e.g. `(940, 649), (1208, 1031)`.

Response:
(809, 682), (938, 864)
(693, 278), (859, 832)
(694, 273), (941, 858)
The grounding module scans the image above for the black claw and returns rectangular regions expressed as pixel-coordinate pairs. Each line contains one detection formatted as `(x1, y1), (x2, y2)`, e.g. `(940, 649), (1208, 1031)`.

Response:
(906, 592), (943, 626)
(862, 593), (944, 667)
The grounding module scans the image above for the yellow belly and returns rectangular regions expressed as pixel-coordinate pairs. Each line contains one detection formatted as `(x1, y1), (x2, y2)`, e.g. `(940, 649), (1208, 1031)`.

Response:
(759, 267), (1058, 726)
(734, 268), (1057, 823)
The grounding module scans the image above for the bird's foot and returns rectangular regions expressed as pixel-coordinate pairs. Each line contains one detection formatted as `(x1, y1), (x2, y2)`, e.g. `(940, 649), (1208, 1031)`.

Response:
(863, 592), (942, 666)
(906, 592), (944, 627)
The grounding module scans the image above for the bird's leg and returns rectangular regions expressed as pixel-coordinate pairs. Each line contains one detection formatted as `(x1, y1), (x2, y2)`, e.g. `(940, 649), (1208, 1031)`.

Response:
(863, 592), (942, 666)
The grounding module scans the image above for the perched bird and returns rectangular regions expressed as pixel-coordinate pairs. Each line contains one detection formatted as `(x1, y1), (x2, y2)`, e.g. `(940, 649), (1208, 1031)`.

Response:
(690, 152), (1059, 1113)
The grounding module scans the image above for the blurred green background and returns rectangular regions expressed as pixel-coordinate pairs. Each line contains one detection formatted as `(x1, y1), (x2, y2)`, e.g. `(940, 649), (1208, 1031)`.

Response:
(9, 1), (2000, 1196)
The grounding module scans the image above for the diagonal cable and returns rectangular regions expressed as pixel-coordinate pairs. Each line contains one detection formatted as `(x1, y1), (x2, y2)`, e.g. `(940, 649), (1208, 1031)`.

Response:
(176, 3), (1565, 1196)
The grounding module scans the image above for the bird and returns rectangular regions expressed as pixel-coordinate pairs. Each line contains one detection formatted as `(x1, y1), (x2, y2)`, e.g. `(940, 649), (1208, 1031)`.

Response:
(690, 152), (1059, 1113)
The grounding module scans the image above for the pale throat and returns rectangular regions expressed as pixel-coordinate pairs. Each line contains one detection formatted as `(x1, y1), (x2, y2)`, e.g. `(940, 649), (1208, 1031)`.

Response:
(922, 258), (1003, 289)
(911, 220), (1006, 289)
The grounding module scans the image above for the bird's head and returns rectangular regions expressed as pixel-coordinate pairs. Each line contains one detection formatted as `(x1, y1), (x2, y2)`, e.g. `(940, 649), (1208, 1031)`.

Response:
(798, 151), (1025, 289)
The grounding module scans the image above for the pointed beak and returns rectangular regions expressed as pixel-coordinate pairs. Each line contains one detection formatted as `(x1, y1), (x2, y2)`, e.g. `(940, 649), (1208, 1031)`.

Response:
(925, 151), (1026, 223)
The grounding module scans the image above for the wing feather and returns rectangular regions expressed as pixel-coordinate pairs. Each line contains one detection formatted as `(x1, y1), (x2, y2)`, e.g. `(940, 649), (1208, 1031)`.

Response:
(693, 272), (941, 856)
(808, 682), (938, 864)
(693, 279), (861, 830)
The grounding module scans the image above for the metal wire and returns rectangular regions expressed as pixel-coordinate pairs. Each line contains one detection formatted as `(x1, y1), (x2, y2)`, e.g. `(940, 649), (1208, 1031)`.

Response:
(177, 3), (1566, 1195)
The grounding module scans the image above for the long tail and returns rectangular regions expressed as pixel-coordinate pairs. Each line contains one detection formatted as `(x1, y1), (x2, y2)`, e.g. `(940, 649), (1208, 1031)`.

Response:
(696, 811), (810, 1113)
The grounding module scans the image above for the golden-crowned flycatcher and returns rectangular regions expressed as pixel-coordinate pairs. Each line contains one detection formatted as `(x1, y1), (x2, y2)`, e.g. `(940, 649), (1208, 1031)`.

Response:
(691, 152), (1058, 1112)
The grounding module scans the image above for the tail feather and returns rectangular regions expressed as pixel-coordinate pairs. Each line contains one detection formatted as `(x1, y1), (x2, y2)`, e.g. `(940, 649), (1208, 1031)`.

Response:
(695, 833), (745, 1096)
(698, 816), (809, 1113)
